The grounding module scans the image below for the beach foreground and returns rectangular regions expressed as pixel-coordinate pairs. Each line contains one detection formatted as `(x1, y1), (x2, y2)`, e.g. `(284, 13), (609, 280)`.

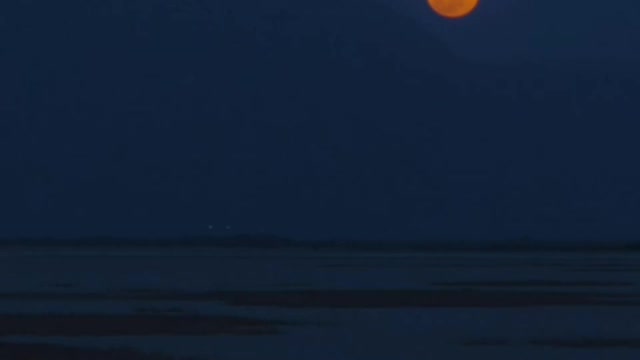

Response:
(1, 249), (639, 359)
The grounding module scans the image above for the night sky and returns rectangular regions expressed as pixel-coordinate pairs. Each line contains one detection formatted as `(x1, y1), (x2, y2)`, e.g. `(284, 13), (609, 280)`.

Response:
(1, 0), (639, 241)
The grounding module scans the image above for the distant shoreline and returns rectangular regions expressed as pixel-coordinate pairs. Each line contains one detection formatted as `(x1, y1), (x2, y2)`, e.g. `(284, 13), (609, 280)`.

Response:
(0, 235), (639, 253)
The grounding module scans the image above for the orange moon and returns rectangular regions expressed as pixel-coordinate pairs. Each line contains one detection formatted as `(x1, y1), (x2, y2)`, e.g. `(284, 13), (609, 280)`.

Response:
(427, 0), (479, 19)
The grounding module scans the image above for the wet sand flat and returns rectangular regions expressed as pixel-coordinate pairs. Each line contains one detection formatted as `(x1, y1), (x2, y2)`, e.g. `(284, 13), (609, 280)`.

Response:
(1, 288), (640, 307)
(209, 289), (640, 308)
(0, 249), (639, 359)
(463, 338), (640, 349)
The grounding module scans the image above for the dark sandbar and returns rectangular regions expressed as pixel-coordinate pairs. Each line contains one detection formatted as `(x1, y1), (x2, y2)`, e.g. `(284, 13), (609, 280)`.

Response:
(0, 341), (194, 360)
(433, 280), (633, 288)
(0, 314), (289, 336)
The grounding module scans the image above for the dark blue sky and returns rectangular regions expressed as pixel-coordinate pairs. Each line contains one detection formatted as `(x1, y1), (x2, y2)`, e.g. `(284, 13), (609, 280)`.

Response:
(420, 0), (640, 61)
(397, 0), (640, 62)
(1, 0), (639, 241)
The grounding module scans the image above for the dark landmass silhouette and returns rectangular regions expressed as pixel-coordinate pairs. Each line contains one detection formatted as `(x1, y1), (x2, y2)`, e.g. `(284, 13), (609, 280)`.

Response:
(1, 234), (639, 252)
